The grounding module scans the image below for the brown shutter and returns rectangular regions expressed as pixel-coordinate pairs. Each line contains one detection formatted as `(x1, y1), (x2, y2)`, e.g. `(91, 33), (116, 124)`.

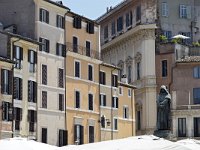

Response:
(39, 8), (42, 21)
(80, 125), (84, 144)
(59, 130), (63, 147)
(73, 17), (76, 28)
(13, 77), (17, 99)
(13, 45), (16, 59)
(28, 81), (31, 102)
(56, 15), (59, 27)
(34, 82), (37, 103)
(63, 130), (68, 146)
(20, 47), (23, 60)
(39, 38), (43, 51)
(20, 78), (23, 100)
(13, 107), (16, 120)
(1, 69), (5, 93)
(62, 45), (66, 57)
(46, 40), (49, 53)
(104, 95), (106, 106)
(28, 50), (31, 62)
(27, 110), (31, 122)
(46, 11), (49, 24)
(2, 101), (5, 120)
(20, 108), (22, 121)
(34, 51), (37, 64)
(116, 97), (119, 108)
(34, 111), (37, 123)
(8, 103), (13, 121)
(56, 43), (59, 55)
(62, 16), (65, 29)
(8, 70), (13, 95)
(74, 125), (77, 144)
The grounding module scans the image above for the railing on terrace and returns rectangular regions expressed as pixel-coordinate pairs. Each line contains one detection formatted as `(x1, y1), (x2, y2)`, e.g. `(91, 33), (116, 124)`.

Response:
(189, 47), (200, 56)
(66, 42), (101, 60)
(175, 105), (200, 110)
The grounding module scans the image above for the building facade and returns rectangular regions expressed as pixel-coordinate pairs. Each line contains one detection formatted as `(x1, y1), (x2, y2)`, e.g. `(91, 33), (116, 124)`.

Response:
(97, 0), (157, 134)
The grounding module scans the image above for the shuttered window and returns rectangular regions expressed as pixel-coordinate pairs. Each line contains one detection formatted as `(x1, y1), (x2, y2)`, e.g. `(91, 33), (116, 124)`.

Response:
(75, 61), (80, 78)
(59, 130), (68, 146)
(13, 46), (23, 69)
(114, 118), (118, 130)
(74, 125), (84, 145)
(28, 80), (37, 103)
(88, 65), (93, 81)
(59, 94), (64, 111)
(56, 15), (65, 29)
(73, 16), (82, 29)
(39, 37), (49, 53)
(73, 36), (78, 53)
(39, 8), (49, 23)
(56, 43), (66, 57)
(112, 97), (118, 108)
(123, 106), (129, 119)
(28, 110), (37, 132)
(42, 128), (47, 143)
(2, 101), (13, 121)
(86, 22), (94, 34)
(1, 69), (12, 95)
(58, 68), (64, 88)
(42, 65), (47, 85)
(13, 77), (23, 100)
(112, 74), (118, 87)
(88, 94), (93, 111)
(100, 94), (106, 106)
(28, 50), (37, 73)
(75, 91), (80, 108)
(42, 91), (47, 108)
(14, 107), (22, 130)
(86, 41), (91, 57)
(89, 126), (94, 143)
(99, 71), (106, 85)
(117, 16), (123, 32)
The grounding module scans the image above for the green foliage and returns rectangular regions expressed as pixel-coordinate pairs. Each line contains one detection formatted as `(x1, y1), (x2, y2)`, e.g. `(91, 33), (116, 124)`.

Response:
(159, 35), (168, 43)
(192, 42), (200, 47)
(172, 38), (181, 44)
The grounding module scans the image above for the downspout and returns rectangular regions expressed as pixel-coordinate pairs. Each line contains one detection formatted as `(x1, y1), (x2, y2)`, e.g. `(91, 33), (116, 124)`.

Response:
(131, 88), (134, 136)
(98, 64), (101, 142)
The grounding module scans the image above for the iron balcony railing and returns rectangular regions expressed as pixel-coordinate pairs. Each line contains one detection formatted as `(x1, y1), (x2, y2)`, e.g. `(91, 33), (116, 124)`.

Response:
(66, 42), (101, 60)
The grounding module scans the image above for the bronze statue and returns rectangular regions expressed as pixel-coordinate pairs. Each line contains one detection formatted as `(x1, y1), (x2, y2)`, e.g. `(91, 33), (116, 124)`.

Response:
(157, 85), (171, 130)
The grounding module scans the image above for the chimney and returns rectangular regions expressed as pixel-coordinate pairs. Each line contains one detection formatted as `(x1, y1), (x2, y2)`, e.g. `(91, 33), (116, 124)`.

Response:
(121, 74), (128, 84)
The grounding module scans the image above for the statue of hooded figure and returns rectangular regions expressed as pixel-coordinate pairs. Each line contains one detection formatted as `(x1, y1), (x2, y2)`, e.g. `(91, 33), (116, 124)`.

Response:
(157, 85), (171, 130)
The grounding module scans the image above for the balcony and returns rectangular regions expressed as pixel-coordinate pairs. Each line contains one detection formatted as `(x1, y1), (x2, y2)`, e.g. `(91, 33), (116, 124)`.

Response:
(66, 42), (101, 60)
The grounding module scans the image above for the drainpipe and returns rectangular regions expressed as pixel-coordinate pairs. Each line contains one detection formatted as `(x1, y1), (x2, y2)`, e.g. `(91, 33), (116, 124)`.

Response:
(131, 88), (134, 136)
(98, 64), (101, 142)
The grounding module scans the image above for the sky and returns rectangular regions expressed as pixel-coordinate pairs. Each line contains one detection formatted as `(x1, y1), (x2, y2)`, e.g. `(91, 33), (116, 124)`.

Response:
(62, 0), (122, 20)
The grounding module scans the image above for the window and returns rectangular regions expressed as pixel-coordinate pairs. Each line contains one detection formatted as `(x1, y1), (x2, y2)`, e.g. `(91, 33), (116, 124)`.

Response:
(100, 94), (106, 106)
(194, 117), (200, 137)
(163, 31), (172, 40)
(137, 62), (141, 80)
(119, 87), (123, 95)
(193, 88), (200, 104)
(123, 106), (129, 119)
(112, 97), (118, 108)
(13, 46), (23, 69)
(42, 65), (47, 85)
(59, 130), (67, 146)
(128, 65), (132, 83)
(112, 74), (118, 87)
(100, 115), (106, 128)
(58, 68), (64, 88)
(28, 80), (37, 103)
(75, 91), (80, 108)
(13, 77), (22, 100)
(162, 2), (168, 17)
(39, 8), (49, 23)
(178, 118), (186, 137)
(88, 94), (93, 111)
(73, 16), (82, 29)
(86, 41), (91, 57)
(75, 61), (80, 78)
(56, 43), (66, 57)
(1, 69), (12, 95)
(28, 50), (37, 73)
(28, 110), (37, 132)
(104, 25), (108, 40)
(194, 66), (200, 78)
(88, 65), (93, 81)
(89, 126), (94, 143)
(99, 71), (106, 85)
(162, 60), (168, 77)
(2, 101), (12, 121)
(111, 21), (116, 36)
(74, 125), (84, 145)
(39, 38), (49, 53)
(56, 15), (65, 29)
(114, 118), (118, 130)
(136, 5), (141, 22)
(128, 89), (132, 97)
(59, 94), (64, 111)
(42, 128), (47, 143)
(126, 11), (132, 27)
(117, 16), (123, 32)
(180, 5), (192, 19)
(137, 111), (141, 130)
(42, 91), (47, 108)
(86, 22), (94, 34)
(14, 107), (22, 130)
(73, 36), (78, 53)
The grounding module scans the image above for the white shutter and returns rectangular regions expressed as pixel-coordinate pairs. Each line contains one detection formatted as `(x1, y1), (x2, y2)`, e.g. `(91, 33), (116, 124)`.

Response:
(187, 5), (191, 19)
